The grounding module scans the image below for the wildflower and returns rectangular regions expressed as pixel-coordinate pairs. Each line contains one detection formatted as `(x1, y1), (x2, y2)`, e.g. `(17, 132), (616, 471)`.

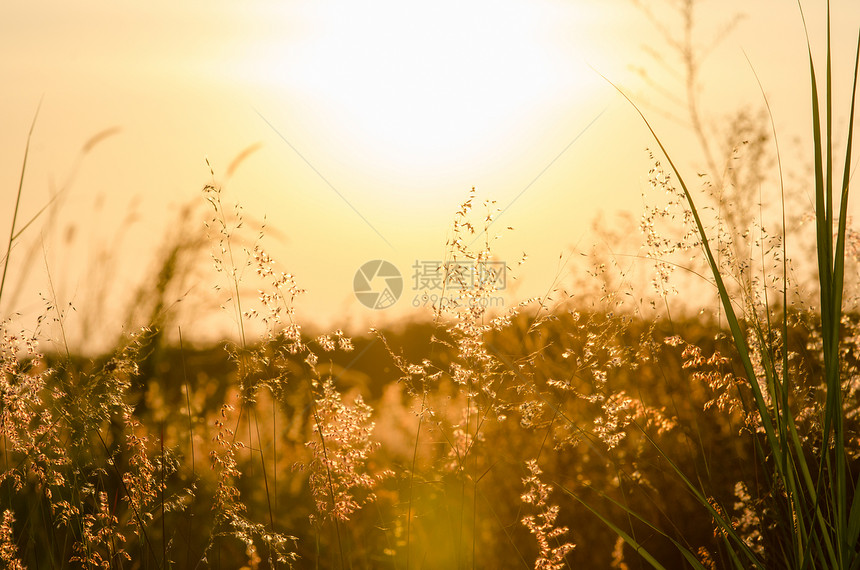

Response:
(306, 379), (388, 522)
(520, 460), (575, 570)
(0, 511), (25, 570)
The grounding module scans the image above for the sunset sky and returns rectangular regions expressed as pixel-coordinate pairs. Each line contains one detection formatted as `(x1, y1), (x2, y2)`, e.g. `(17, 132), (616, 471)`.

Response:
(2, 0), (859, 350)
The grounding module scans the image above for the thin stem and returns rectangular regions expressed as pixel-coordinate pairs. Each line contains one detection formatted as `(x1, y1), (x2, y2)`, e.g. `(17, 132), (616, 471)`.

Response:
(0, 99), (41, 307)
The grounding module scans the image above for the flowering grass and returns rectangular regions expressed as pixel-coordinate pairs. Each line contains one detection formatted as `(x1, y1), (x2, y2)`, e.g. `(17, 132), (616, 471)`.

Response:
(1, 2), (859, 569)
(581, 2), (860, 567)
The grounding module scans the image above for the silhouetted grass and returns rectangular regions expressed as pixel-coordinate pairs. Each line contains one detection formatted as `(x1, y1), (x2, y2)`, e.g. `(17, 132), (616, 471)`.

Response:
(1, 3), (859, 569)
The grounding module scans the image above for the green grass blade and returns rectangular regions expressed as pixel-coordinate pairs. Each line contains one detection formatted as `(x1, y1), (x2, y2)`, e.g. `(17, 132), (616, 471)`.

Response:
(826, 1), (834, 247)
(833, 11), (860, 337)
(563, 489), (671, 570)
(850, 472), (860, 563)
(802, 0), (839, 467)
(797, 6), (849, 565)
(744, 58), (813, 563)
(837, 25), (860, 563)
(603, 75), (783, 477)
(636, 426), (762, 566)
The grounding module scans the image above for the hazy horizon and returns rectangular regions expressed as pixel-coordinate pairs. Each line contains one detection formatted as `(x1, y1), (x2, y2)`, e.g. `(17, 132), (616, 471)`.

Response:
(3, 0), (859, 352)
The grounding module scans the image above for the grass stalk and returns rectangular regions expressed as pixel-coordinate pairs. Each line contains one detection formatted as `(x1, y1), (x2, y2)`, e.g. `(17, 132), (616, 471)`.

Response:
(585, 1), (860, 566)
(0, 101), (41, 308)
(405, 390), (426, 570)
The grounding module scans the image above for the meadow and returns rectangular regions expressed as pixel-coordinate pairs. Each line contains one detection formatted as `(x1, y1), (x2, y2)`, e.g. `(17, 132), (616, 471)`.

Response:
(2, 2), (860, 569)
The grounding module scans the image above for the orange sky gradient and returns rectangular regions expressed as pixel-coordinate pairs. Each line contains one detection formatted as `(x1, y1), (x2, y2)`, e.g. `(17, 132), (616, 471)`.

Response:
(2, 0), (859, 352)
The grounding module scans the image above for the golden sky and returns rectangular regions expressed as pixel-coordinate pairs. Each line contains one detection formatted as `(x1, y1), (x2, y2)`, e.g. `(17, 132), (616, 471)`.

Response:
(2, 0), (859, 350)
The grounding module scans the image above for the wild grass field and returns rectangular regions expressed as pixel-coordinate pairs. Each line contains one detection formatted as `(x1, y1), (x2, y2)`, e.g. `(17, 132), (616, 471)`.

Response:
(3, 2), (860, 569)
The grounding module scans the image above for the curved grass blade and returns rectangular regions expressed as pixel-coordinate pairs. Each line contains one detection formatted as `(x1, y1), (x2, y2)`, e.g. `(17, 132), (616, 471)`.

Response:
(563, 489), (670, 570)
(0, 99), (42, 306)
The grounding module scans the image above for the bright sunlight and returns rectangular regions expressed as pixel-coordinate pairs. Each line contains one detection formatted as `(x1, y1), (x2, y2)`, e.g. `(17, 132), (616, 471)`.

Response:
(247, 0), (602, 177)
(3, 2), (860, 568)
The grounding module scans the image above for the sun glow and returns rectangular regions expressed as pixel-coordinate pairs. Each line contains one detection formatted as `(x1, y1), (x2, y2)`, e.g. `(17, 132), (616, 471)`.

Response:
(243, 0), (601, 181)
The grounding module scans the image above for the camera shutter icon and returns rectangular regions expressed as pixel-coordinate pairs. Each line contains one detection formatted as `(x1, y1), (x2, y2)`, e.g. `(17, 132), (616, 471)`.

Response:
(353, 260), (403, 310)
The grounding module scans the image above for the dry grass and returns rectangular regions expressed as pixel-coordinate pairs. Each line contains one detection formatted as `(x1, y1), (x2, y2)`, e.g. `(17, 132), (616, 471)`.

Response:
(2, 2), (859, 569)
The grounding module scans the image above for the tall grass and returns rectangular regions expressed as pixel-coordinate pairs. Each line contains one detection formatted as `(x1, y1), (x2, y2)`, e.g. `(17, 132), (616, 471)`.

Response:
(1, 3), (859, 569)
(583, 2), (860, 567)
